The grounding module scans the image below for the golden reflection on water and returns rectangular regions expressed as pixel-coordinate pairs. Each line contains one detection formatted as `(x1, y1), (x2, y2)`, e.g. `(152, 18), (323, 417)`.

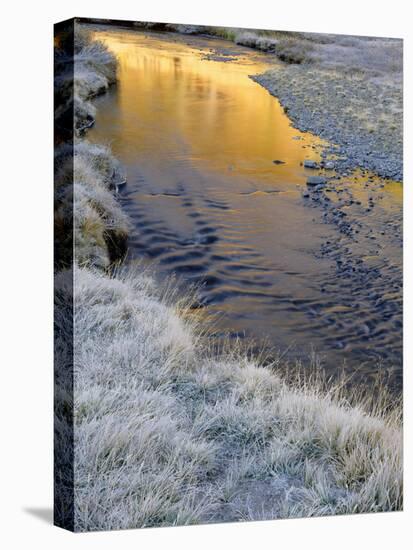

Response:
(87, 27), (402, 376)
(347, 170), (402, 215)
(91, 29), (326, 183)
(92, 27), (402, 211)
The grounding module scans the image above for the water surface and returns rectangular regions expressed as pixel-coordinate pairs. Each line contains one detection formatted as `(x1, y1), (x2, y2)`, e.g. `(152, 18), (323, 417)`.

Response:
(88, 26), (402, 388)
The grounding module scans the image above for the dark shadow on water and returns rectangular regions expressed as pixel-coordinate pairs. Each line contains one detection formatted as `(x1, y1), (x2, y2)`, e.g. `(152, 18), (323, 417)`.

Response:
(24, 507), (53, 524)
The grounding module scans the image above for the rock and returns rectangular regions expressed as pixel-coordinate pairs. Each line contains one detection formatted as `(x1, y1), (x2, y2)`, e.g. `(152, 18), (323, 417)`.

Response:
(114, 179), (127, 192)
(307, 176), (326, 186)
(324, 161), (335, 169)
(304, 160), (318, 169)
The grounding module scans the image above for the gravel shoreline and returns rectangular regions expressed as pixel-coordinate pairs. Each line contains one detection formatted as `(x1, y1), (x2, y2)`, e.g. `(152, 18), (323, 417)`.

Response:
(252, 61), (402, 181)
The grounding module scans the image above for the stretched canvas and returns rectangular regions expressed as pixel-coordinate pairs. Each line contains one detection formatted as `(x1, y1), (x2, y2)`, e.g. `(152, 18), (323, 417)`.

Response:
(54, 17), (403, 532)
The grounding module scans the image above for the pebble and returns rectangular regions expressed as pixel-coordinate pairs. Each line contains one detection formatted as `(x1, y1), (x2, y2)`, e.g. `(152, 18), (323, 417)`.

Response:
(307, 176), (326, 186)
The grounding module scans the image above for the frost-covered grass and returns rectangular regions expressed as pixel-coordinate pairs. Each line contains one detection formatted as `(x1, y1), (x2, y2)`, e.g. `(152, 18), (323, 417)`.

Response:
(303, 33), (402, 77)
(55, 25), (117, 135)
(73, 29), (116, 132)
(60, 265), (402, 531)
(176, 25), (402, 74)
(227, 28), (402, 74)
(164, 24), (313, 62)
(147, 23), (401, 70)
(55, 141), (129, 269)
(55, 25), (127, 270)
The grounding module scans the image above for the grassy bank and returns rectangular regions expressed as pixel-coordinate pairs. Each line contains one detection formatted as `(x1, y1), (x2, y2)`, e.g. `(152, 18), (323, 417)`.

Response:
(55, 140), (129, 269)
(55, 26), (117, 136)
(66, 265), (402, 530)
(55, 24), (402, 532)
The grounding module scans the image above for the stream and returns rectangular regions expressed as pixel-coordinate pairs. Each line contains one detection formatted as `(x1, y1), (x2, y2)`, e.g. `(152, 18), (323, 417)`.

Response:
(88, 26), (403, 390)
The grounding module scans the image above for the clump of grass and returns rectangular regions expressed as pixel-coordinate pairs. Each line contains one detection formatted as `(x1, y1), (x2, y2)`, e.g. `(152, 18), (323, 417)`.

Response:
(206, 26), (238, 42)
(73, 28), (116, 133)
(235, 31), (265, 49)
(165, 23), (207, 35)
(234, 30), (314, 61)
(55, 141), (129, 269)
(55, 24), (117, 136)
(274, 38), (315, 64)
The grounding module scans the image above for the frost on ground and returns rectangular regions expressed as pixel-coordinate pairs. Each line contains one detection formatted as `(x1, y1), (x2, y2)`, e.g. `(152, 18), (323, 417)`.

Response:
(54, 23), (403, 532)
(57, 265), (402, 531)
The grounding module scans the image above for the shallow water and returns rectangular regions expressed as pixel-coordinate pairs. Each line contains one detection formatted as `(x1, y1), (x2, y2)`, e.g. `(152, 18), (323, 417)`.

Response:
(88, 26), (402, 389)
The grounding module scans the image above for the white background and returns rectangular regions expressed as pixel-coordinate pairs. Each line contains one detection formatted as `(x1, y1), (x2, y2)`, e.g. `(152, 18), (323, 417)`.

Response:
(0, 0), (411, 547)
